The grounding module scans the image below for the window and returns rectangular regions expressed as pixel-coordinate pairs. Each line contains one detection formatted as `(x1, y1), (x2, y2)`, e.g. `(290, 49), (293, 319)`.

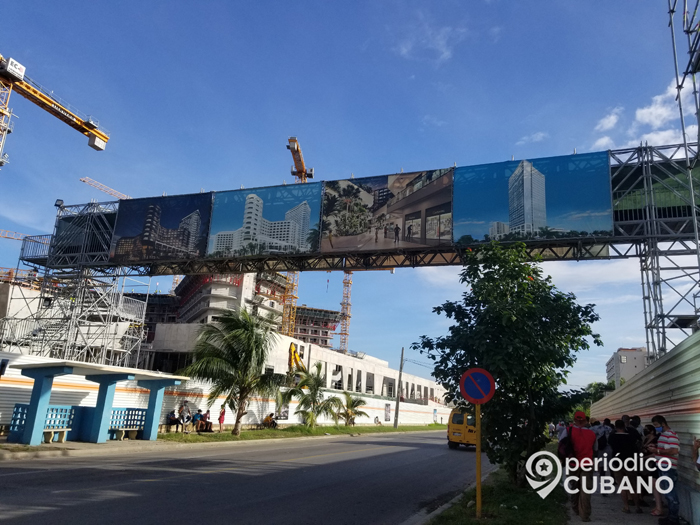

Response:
(264, 366), (274, 375)
(451, 412), (464, 425)
(620, 355), (627, 363)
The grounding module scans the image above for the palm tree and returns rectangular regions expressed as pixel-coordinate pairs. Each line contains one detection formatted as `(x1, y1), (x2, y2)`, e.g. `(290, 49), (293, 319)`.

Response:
(181, 309), (283, 436)
(337, 391), (369, 427)
(280, 362), (341, 428)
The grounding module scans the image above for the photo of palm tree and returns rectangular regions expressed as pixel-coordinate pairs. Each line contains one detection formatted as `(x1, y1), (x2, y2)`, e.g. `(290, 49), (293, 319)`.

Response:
(320, 168), (454, 253)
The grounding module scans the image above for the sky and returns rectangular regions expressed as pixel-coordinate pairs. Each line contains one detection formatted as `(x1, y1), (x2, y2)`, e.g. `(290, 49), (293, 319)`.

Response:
(0, 1), (694, 389)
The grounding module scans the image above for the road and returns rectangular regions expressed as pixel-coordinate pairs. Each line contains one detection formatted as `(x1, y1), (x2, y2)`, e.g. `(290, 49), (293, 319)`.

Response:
(0, 431), (488, 525)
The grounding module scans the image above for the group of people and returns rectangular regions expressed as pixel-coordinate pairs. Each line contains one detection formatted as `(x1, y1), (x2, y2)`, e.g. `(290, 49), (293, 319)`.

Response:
(552, 411), (688, 525)
(167, 401), (227, 434)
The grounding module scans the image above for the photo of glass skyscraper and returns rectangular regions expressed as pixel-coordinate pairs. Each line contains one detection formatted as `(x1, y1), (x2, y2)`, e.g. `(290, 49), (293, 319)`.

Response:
(508, 160), (546, 236)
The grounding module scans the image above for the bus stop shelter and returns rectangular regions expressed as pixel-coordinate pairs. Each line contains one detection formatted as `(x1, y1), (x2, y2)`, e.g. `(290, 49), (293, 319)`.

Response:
(10, 361), (188, 446)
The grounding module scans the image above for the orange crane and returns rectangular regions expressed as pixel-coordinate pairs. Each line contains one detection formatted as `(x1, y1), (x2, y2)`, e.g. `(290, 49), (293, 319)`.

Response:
(78, 177), (180, 294)
(0, 229), (47, 243)
(0, 53), (110, 169)
(279, 137), (312, 337)
(79, 177), (130, 200)
(281, 138), (354, 353)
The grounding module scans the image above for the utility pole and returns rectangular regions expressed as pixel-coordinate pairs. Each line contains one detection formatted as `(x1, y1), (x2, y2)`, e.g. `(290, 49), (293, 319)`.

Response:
(393, 347), (404, 429)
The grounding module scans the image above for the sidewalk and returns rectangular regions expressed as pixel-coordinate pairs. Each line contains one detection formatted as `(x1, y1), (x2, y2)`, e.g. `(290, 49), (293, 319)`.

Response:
(569, 490), (668, 525)
(0, 429), (440, 461)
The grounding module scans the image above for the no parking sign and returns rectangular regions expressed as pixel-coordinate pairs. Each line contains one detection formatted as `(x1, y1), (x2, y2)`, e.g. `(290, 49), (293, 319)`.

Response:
(458, 367), (495, 519)
(459, 368), (495, 405)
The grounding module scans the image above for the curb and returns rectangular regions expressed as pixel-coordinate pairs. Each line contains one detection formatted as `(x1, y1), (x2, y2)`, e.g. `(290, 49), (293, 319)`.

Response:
(0, 429), (445, 462)
(399, 465), (497, 525)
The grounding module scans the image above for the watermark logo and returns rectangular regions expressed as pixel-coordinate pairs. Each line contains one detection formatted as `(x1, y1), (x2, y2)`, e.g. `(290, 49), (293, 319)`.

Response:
(525, 451), (562, 499)
(526, 452), (676, 499)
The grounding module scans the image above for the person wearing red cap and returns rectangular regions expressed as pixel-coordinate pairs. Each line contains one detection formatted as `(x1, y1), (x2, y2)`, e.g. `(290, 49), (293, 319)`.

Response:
(566, 410), (598, 522)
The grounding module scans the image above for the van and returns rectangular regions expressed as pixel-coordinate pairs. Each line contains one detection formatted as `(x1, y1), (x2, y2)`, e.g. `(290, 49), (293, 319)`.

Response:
(447, 408), (477, 449)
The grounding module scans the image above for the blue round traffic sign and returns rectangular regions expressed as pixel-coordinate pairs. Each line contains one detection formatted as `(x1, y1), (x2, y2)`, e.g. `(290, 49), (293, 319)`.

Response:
(459, 368), (495, 404)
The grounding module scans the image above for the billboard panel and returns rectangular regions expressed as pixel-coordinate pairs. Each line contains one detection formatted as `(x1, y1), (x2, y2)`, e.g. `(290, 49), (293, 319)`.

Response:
(320, 168), (453, 253)
(453, 151), (612, 246)
(207, 183), (323, 257)
(109, 194), (212, 263)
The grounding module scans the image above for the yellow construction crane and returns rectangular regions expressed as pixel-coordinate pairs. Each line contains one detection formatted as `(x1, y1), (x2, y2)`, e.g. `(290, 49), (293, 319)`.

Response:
(0, 53), (110, 169)
(79, 177), (130, 200)
(280, 138), (314, 338)
(281, 138), (354, 353)
(0, 229), (47, 243)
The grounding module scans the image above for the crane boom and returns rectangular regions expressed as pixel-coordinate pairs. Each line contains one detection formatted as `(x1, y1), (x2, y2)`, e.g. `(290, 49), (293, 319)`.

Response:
(0, 53), (110, 166)
(286, 137), (314, 183)
(80, 177), (130, 200)
(12, 77), (110, 150)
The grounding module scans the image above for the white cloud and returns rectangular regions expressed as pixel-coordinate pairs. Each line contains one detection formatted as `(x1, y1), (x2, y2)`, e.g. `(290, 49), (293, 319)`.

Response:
(592, 136), (615, 150)
(421, 114), (447, 127)
(0, 199), (55, 232)
(635, 82), (678, 130)
(516, 131), (549, 146)
(392, 13), (468, 65)
(541, 259), (640, 294)
(595, 107), (623, 132)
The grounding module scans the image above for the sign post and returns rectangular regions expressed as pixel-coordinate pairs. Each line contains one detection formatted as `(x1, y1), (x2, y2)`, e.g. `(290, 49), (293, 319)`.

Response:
(459, 367), (495, 520)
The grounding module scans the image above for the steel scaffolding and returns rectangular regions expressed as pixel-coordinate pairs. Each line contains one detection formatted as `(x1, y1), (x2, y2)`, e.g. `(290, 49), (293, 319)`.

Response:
(0, 200), (148, 366)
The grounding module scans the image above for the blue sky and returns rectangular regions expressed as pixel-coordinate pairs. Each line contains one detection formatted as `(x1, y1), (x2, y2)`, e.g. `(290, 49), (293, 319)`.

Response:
(0, 2), (691, 389)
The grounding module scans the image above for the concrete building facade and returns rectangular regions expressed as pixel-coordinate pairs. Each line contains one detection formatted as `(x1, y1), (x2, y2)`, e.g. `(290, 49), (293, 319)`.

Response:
(605, 347), (648, 388)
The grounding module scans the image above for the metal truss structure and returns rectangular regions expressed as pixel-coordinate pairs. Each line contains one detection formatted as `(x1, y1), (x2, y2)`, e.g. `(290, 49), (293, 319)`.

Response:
(0, 201), (148, 366)
(4, 143), (700, 365)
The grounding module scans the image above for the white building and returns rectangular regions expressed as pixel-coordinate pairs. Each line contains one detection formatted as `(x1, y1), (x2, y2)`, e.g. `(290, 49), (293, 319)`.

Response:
(508, 160), (546, 235)
(489, 221), (510, 240)
(605, 347), (648, 388)
(178, 210), (202, 253)
(212, 195), (312, 255)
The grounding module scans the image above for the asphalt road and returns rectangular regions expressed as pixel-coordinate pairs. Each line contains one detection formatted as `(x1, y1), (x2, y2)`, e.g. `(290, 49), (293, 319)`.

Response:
(0, 431), (487, 525)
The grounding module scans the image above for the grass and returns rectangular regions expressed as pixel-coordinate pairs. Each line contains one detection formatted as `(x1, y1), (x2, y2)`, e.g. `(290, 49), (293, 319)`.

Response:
(429, 440), (568, 525)
(158, 423), (446, 443)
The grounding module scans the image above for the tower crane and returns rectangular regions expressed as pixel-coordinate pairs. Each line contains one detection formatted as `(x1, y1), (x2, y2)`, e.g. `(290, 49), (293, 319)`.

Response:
(280, 137), (312, 337)
(0, 53), (110, 170)
(78, 177), (180, 295)
(281, 138), (354, 353)
(79, 177), (130, 200)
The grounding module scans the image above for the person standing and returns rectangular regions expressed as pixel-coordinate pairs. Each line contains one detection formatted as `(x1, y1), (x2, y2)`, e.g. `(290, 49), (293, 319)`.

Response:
(648, 415), (680, 525)
(608, 420), (642, 514)
(394, 224), (401, 243)
(567, 411), (598, 522)
(407, 224), (413, 241)
(178, 400), (191, 434)
(218, 404), (226, 433)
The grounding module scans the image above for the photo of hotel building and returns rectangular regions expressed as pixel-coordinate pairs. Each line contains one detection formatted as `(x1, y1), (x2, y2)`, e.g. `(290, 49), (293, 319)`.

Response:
(110, 194), (211, 263)
(209, 193), (314, 256)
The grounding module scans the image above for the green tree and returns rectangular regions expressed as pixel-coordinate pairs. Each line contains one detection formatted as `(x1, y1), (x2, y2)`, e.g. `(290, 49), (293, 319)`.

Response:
(280, 362), (341, 428)
(413, 242), (601, 484)
(181, 310), (284, 436)
(337, 391), (369, 426)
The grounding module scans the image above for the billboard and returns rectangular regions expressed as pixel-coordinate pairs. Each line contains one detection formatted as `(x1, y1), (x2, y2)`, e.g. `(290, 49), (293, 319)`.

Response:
(207, 183), (323, 257)
(109, 193), (212, 263)
(452, 151), (612, 246)
(320, 168), (454, 253)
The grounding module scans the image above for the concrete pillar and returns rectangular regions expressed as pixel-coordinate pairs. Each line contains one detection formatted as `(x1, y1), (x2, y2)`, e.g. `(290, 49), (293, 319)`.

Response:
(375, 374), (384, 397)
(137, 379), (181, 440)
(20, 366), (73, 446)
(85, 374), (135, 443)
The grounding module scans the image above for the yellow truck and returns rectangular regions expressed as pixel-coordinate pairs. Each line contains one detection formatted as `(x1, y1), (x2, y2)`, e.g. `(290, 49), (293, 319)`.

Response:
(447, 408), (477, 449)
